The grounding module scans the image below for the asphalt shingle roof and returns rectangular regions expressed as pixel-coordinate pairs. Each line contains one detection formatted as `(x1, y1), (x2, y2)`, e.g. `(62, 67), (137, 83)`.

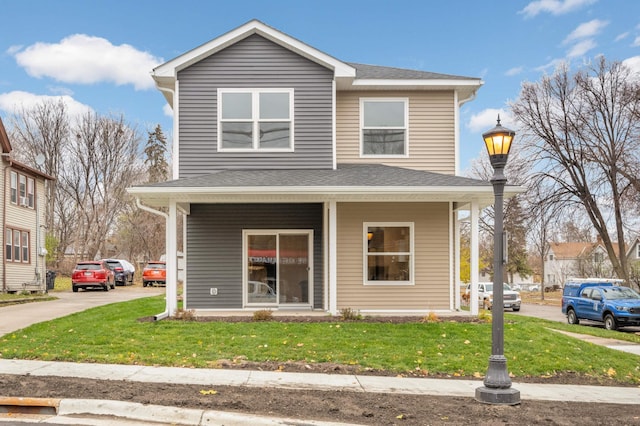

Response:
(137, 164), (490, 189)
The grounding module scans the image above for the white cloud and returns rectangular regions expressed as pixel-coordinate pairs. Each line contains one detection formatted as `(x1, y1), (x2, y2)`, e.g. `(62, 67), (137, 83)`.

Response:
(163, 104), (173, 118)
(563, 19), (608, 44)
(614, 32), (629, 42)
(534, 58), (565, 73)
(520, 0), (597, 18)
(633, 36), (640, 47)
(468, 109), (514, 134)
(567, 39), (597, 57)
(505, 66), (524, 77)
(12, 34), (163, 90)
(622, 56), (640, 78)
(0, 91), (93, 118)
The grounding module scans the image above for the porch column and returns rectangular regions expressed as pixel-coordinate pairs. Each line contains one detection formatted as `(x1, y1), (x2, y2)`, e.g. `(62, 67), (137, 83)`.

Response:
(454, 207), (461, 311)
(167, 201), (178, 316)
(470, 200), (480, 315)
(328, 200), (338, 315)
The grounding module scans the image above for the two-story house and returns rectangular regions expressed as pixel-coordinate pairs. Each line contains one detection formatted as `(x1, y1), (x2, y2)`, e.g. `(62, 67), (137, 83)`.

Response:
(129, 20), (516, 317)
(0, 118), (53, 293)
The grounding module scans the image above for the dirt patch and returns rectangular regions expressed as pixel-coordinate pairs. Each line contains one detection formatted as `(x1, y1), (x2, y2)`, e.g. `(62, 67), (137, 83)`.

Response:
(1, 374), (639, 425)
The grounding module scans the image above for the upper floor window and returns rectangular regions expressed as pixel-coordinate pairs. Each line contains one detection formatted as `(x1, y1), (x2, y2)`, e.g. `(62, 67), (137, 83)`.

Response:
(364, 222), (413, 285)
(10, 171), (35, 209)
(360, 98), (408, 157)
(548, 254), (554, 261)
(218, 88), (294, 151)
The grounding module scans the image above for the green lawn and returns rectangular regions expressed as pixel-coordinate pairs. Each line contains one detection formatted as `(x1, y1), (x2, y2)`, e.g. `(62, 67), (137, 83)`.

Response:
(1, 295), (639, 384)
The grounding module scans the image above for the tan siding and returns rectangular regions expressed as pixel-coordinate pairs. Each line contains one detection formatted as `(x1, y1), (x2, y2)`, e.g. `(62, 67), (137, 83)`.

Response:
(3, 169), (47, 292)
(336, 202), (450, 311)
(336, 91), (456, 174)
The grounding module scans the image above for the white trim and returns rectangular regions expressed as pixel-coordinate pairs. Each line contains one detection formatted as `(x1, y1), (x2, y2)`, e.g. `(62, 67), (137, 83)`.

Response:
(323, 202), (329, 311)
(454, 90), (460, 176)
(217, 88), (294, 152)
(167, 202), (178, 317)
(329, 201), (337, 314)
(332, 79), (337, 170)
(242, 229), (314, 308)
(470, 200), (479, 315)
(449, 202), (456, 311)
(153, 20), (356, 79)
(359, 97), (409, 158)
(363, 222), (414, 286)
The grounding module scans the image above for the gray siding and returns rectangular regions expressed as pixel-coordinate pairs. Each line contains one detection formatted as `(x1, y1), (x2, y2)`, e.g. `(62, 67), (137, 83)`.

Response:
(186, 203), (324, 309)
(178, 34), (334, 177)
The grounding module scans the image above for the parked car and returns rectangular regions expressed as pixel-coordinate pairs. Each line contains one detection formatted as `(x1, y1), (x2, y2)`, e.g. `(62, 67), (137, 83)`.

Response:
(103, 259), (135, 286)
(72, 260), (115, 292)
(561, 279), (640, 330)
(143, 261), (166, 287)
(465, 282), (521, 311)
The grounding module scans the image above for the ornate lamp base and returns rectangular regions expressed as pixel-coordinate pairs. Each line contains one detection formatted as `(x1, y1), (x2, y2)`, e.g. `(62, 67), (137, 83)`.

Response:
(476, 386), (521, 405)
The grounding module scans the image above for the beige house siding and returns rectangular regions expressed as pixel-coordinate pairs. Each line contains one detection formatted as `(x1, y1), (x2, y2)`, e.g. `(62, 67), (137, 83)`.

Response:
(336, 202), (450, 311)
(335, 91), (456, 174)
(2, 166), (47, 292)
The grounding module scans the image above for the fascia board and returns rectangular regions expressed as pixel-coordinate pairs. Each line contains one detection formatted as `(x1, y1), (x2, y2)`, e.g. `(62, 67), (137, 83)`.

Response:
(152, 20), (355, 79)
(128, 184), (521, 196)
(351, 79), (483, 89)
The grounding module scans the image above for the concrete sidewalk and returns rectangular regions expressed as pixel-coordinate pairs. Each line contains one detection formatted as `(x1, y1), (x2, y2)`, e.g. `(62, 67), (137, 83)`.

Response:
(1, 358), (640, 425)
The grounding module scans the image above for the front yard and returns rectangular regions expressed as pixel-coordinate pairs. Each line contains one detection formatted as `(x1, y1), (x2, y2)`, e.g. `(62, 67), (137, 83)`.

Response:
(1, 295), (639, 385)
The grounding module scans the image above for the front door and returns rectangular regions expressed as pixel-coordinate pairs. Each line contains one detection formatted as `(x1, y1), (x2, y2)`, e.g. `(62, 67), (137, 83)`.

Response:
(245, 230), (312, 307)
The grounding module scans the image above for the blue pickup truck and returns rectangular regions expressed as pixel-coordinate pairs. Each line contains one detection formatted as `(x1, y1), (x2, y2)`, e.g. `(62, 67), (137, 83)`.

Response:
(561, 280), (640, 330)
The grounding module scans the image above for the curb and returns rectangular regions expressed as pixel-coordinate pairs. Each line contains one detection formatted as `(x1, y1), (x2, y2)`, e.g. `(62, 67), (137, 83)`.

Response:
(0, 397), (356, 425)
(0, 396), (60, 414)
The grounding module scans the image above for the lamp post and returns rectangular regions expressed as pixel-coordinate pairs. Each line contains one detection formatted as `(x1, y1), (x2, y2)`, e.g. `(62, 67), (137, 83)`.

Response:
(475, 116), (520, 405)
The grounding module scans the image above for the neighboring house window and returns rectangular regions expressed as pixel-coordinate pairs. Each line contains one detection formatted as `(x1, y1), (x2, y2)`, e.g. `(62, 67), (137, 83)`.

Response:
(594, 252), (603, 263)
(6, 228), (29, 263)
(27, 177), (35, 208)
(218, 88), (294, 151)
(548, 254), (554, 261)
(364, 223), (413, 285)
(360, 98), (408, 156)
(637, 244), (640, 259)
(9, 170), (35, 209)
(10, 171), (17, 204)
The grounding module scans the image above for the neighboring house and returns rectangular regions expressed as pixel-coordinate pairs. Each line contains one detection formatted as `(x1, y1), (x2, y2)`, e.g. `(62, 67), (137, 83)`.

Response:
(0, 118), (53, 293)
(129, 20), (518, 316)
(545, 240), (622, 285)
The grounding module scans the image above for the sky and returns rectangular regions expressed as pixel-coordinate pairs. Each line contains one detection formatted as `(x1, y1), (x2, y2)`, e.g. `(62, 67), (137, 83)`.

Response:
(1, 0), (640, 172)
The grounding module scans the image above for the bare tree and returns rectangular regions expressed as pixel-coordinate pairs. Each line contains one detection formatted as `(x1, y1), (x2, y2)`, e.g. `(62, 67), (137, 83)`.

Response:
(467, 149), (533, 283)
(8, 100), (69, 265)
(511, 57), (640, 283)
(57, 113), (140, 260)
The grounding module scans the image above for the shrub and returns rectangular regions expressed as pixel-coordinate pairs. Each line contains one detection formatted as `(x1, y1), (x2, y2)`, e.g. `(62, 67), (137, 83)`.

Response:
(253, 309), (273, 321)
(421, 311), (440, 323)
(173, 308), (196, 321)
(340, 307), (362, 321)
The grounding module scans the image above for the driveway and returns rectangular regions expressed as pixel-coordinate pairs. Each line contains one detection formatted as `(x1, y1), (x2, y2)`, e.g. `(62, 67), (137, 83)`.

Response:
(0, 286), (164, 337)
(512, 303), (566, 322)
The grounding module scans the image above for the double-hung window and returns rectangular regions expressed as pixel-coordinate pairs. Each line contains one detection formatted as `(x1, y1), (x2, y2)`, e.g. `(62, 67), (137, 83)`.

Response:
(218, 89), (294, 151)
(364, 223), (413, 285)
(361, 98), (408, 156)
(10, 170), (35, 208)
(6, 228), (29, 263)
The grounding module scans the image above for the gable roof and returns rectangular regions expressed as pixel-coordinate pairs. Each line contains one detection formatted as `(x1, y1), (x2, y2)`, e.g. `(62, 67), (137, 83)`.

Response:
(129, 163), (521, 207)
(548, 242), (595, 259)
(152, 20), (483, 106)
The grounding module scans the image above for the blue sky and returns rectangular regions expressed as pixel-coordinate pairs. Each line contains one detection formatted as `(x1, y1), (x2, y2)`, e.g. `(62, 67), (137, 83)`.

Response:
(1, 0), (639, 172)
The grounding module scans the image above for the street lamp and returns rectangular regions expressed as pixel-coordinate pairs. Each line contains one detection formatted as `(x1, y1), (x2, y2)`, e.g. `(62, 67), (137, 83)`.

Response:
(475, 116), (521, 405)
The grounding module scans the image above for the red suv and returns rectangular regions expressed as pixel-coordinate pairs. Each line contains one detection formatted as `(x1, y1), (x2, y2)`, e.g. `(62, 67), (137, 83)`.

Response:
(142, 261), (166, 287)
(72, 261), (115, 292)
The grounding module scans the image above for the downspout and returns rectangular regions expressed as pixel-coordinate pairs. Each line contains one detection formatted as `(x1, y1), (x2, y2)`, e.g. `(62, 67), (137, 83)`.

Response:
(135, 198), (169, 320)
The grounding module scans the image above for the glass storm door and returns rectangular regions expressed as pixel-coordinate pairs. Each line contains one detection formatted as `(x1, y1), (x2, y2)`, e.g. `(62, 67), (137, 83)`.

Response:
(246, 231), (312, 306)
